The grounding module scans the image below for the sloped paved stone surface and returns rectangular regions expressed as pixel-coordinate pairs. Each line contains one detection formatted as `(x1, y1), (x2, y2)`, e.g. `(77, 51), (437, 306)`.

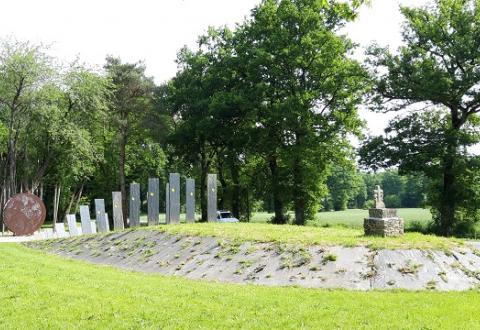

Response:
(26, 230), (480, 291)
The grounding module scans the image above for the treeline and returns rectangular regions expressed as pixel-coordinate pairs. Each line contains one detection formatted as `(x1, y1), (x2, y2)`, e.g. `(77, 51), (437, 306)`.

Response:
(323, 169), (429, 211)
(0, 43), (166, 227)
(1, 0), (480, 236)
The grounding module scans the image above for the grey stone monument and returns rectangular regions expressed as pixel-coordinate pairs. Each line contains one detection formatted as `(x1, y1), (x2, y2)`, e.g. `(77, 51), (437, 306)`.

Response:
(148, 178), (160, 226)
(169, 173), (180, 224)
(79, 205), (93, 234)
(55, 222), (69, 238)
(67, 214), (79, 236)
(105, 213), (110, 231)
(129, 182), (140, 227)
(186, 178), (195, 223)
(165, 183), (170, 224)
(91, 221), (97, 234)
(95, 199), (108, 233)
(112, 192), (124, 230)
(364, 186), (404, 237)
(207, 174), (217, 222)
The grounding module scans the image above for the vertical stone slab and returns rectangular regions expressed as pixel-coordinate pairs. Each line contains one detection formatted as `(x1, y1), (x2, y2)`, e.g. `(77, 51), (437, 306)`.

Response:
(169, 173), (180, 224)
(79, 205), (93, 235)
(105, 213), (110, 232)
(129, 183), (140, 227)
(148, 178), (159, 226)
(95, 199), (108, 233)
(186, 178), (195, 223)
(91, 221), (97, 234)
(207, 174), (217, 222)
(165, 183), (170, 224)
(55, 223), (69, 238)
(67, 214), (79, 237)
(44, 228), (54, 239)
(112, 192), (124, 230)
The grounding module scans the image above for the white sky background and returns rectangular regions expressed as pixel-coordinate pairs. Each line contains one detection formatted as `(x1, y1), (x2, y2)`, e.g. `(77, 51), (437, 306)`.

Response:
(0, 0), (432, 136)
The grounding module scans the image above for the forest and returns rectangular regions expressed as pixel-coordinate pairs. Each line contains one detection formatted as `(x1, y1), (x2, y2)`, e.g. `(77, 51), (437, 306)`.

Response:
(1, 0), (480, 236)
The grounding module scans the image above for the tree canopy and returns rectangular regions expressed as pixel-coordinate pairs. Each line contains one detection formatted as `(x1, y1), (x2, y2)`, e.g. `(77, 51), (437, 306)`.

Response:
(361, 0), (480, 235)
(1, 0), (480, 237)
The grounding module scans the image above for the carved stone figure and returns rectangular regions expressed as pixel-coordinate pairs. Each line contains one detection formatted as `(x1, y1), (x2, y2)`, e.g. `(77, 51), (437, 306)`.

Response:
(373, 185), (385, 209)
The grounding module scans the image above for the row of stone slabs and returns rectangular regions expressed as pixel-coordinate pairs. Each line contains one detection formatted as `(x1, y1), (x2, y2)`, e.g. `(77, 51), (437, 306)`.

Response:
(57, 173), (218, 238)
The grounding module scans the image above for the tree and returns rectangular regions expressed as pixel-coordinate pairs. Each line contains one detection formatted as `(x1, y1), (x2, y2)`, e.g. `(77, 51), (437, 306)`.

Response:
(238, 0), (369, 224)
(164, 40), (222, 221)
(0, 39), (110, 227)
(0, 39), (53, 198)
(325, 160), (363, 211)
(163, 27), (255, 221)
(363, 0), (480, 235)
(402, 174), (428, 208)
(104, 57), (155, 226)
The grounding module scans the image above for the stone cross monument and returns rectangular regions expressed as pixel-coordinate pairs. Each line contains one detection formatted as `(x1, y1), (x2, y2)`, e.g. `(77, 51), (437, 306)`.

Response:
(364, 185), (404, 237)
(373, 185), (385, 208)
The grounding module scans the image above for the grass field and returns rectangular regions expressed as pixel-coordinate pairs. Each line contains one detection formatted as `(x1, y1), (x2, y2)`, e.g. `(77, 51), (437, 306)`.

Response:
(138, 208), (432, 229)
(46, 209), (430, 233)
(152, 222), (462, 250)
(250, 208), (433, 229)
(1, 244), (479, 329)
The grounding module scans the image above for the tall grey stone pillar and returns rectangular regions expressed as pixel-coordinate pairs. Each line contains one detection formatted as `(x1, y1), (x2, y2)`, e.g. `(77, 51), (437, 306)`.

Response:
(186, 178), (195, 223)
(95, 199), (108, 233)
(67, 214), (79, 236)
(105, 213), (110, 231)
(165, 183), (170, 224)
(129, 183), (140, 227)
(207, 174), (217, 222)
(169, 173), (180, 224)
(79, 205), (92, 234)
(148, 178), (159, 226)
(112, 191), (124, 230)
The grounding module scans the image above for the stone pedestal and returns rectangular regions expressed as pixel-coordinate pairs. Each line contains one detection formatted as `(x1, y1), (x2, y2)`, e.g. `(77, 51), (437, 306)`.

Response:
(364, 208), (404, 237)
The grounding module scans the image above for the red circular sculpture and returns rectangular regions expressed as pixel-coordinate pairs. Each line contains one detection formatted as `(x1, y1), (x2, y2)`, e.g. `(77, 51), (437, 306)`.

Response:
(3, 193), (46, 236)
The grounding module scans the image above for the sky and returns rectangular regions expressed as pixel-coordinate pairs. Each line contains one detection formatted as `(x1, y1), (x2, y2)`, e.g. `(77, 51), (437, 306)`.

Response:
(0, 0), (432, 136)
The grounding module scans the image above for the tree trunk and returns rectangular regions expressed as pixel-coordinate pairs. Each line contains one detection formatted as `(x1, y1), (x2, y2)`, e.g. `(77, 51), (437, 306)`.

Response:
(118, 129), (129, 227)
(437, 118), (462, 236)
(7, 134), (17, 195)
(53, 184), (61, 230)
(63, 189), (76, 223)
(269, 156), (286, 224)
(439, 160), (456, 235)
(439, 135), (458, 235)
(200, 152), (209, 222)
(73, 183), (84, 215)
(63, 184), (84, 222)
(217, 163), (227, 211)
(230, 162), (241, 219)
(292, 157), (306, 226)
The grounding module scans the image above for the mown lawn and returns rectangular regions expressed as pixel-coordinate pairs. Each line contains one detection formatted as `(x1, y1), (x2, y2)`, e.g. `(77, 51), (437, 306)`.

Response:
(152, 223), (462, 250)
(0, 244), (479, 330)
(251, 208), (433, 229)
(138, 208), (432, 229)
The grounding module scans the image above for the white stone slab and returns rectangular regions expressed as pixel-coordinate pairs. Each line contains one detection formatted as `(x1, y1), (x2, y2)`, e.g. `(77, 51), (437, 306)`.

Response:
(67, 214), (80, 237)
(80, 205), (93, 234)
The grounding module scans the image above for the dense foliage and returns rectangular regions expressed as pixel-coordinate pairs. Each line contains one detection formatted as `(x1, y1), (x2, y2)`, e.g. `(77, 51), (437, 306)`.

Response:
(1, 0), (479, 237)
(360, 0), (480, 236)
(164, 0), (369, 224)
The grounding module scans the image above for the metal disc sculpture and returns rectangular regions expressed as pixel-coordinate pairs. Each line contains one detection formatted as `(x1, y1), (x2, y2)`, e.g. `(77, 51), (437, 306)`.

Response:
(3, 193), (46, 236)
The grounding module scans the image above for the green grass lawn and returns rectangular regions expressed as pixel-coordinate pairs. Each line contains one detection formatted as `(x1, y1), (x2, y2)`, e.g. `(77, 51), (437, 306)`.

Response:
(251, 208), (433, 229)
(152, 222), (462, 250)
(1, 244), (479, 329)
(139, 208), (432, 229)
(39, 209), (430, 233)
